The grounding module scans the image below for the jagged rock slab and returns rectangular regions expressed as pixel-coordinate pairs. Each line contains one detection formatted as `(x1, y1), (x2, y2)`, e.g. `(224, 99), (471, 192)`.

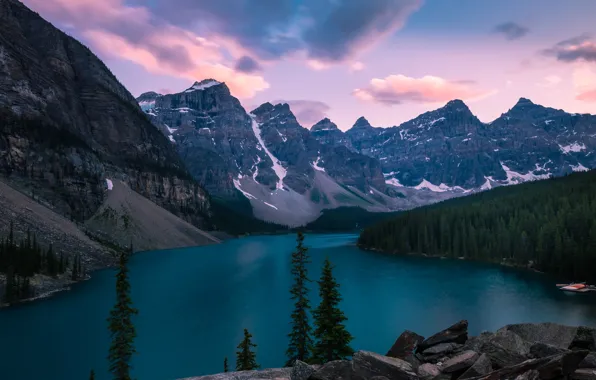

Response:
(180, 368), (291, 380)
(441, 350), (479, 373)
(387, 330), (425, 360)
(417, 363), (440, 379)
(291, 361), (316, 380)
(459, 353), (492, 379)
(351, 350), (418, 380)
(308, 360), (352, 380)
(418, 320), (469, 352)
(573, 368), (596, 380)
(497, 323), (578, 349)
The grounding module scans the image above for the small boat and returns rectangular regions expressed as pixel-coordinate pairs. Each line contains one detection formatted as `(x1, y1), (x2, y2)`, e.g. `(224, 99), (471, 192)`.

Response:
(557, 282), (593, 293)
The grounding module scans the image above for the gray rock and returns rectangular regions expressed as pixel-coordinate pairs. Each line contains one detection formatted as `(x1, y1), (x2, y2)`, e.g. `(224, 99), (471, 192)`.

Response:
(422, 343), (462, 356)
(441, 350), (479, 373)
(458, 354), (492, 379)
(351, 350), (418, 380)
(573, 368), (596, 380)
(417, 363), (441, 379)
(571, 326), (596, 351)
(291, 361), (316, 380)
(308, 360), (352, 380)
(479, 330), (531, 369)
(180, 368), (292, 380)
(513, 369), (540, 380)
(418, 320), (469, 352)
(580, 353), (596, 369)
(529, 342), (569, 358)
(496, 323), (578, 349)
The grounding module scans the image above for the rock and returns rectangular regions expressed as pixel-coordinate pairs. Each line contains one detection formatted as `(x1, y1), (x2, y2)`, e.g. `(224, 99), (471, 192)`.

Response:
(308, 360), (352, 380)
(291, 361), (316, 380)
(579, 353), (596, 369)
(497, 323), (578, 349)
(479, 330), (531, 369)
(441, 350), (479, 373)
(462, 332), (494, 353)
(573, 368), (596, 380)
(180, 368), (292, 380)
(458, 354), (492, 379)
(418, 320), (469, 353)
(529, 342), (569, 358)
(570, 327), (596, 351)
(422, 343), (462, 356)
(470, 350), (589, 380)
(351, 350), (418, 380)
(513, 370), (540, 380)
(417, 363), (441, 379)
(387, 330), (425, 359)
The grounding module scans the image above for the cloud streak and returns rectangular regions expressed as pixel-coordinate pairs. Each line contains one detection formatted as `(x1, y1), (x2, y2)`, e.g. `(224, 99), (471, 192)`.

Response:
(543, 34), (596, 63)
(493, 22), (529, 40)
(22, 0), (269, 98)
(352, 74), (495, 105)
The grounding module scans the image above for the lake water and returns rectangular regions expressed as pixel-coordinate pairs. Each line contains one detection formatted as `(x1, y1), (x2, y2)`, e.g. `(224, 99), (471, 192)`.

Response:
(1, 233), (596, 380)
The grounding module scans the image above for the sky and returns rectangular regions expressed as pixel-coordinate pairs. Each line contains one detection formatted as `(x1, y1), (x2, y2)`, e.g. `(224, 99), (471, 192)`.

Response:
(22, 0), (596, 130)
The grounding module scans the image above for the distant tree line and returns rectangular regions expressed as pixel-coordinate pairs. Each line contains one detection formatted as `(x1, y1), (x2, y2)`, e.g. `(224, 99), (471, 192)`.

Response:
(358, 170), (596, 280)
(0, 222), (85, 304)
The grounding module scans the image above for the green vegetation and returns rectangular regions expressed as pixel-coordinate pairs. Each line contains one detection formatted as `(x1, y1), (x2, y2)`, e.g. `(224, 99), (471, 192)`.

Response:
(286, 232), (314, 366)
(89, 369), (95, 380)
(236, 328), (259, 371)
(358, 170), (596, 280)
(311, 258), (354, 364)
(208, 197), (289, 235)
(224, 357), (229, 372)
(1, 223), (68, 303)
(107, 246), (138, 380)
(303, 207), (402, 233)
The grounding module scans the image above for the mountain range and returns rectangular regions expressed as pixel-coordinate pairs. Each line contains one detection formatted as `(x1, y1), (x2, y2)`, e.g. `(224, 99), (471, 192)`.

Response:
(138, 83), (596, 226)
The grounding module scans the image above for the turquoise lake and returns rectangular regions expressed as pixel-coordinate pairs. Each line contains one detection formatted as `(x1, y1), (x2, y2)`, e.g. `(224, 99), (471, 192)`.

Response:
(1, 233), (596, 380)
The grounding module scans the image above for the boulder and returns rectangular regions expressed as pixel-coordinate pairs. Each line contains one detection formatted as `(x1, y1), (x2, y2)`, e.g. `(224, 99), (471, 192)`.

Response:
(422, 343), (463, 356)
(462, 332), (493, 353)
(291, 361), (316, 380)
(418, 320), (469, 352)
(181, 368), (292, 380)
(479, 330), (531, 369)
(351, 350), (418, 380)
(579, 353), (596, 369)
(458, 354), (492, 379)
(441, 350), (479, 373)
(529, 342), (569, 358)
(573, 368), (596, 380)
(417, 363), (441, 379)
(570, 327), (596, 351)
(308, 360), (352, 380)
(513, 370), (540, 380)
(387, 330), (425, 360)
(497, 323), (578, 349)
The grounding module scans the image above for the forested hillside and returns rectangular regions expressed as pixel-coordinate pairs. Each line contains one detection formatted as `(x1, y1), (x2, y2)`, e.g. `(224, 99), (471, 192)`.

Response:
(358, 170), (596, 280)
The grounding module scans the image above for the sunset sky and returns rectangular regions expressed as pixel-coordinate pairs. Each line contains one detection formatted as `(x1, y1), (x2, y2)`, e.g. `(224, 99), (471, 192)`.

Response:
(22, 0), (596, 130)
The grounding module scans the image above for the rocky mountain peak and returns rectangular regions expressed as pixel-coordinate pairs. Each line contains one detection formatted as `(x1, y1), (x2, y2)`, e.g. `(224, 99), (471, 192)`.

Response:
(442, 99), (473, 115)
(311, 118), (339, 132)
(184, 79), (225, 93)
(251, 102), (275, 116)
(137, 91), (162, 102)
(350, 116), (374, 130)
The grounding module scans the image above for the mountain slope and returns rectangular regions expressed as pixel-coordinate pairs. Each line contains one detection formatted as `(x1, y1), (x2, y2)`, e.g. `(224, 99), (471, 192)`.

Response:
(0, 0), (214, 249)
(358, 169), (596, 280)
(140, 83), (420, 226)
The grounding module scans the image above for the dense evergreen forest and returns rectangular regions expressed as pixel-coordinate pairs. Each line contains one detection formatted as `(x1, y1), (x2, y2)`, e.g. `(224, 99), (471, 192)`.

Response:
(302, 207), (402, 232)
(208, 198), (289, 235)
(0, 223), (81, 303)
(358, 170), (596, 281)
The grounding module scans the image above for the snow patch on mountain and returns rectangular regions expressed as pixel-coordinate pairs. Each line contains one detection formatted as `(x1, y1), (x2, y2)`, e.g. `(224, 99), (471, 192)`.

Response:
(233, 178), (257, 200)
(414, 179), (470, 193)
(312, 156), (325, 172)
(500, 162), (551, 184)
(572, 163), (589, 172)
(252, 156), (262, 181)
(249, 114), (287, 190)
(385, 178), (404, 187)
(559, 142), (586, 154)
(139, 100), (155, 111)
(105, 179), (113, 191)
(185, 80), (221, 92)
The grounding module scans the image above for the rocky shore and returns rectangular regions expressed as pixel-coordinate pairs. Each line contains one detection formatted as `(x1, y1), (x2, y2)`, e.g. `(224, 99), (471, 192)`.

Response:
(181, 320), (596, 380)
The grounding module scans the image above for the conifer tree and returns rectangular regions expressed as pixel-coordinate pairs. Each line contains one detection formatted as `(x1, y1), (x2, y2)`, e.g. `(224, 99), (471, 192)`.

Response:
(107, 248), (138, 380)
(71, 254), (78, 280)
(89, 369), (95, 380)
(224, 357), (229, 372)
(286, 231), (313, 366)
(236, 328), (259, 371)
(311, 258), (354, 364)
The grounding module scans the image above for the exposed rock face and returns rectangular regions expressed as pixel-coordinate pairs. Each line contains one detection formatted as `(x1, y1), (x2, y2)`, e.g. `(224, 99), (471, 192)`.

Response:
(386, 330), (425, 363)
(418, 320), (469, 351)
(310, 118), (354, 151)
(0, 0), (210, 230)
(331, 99), (595, 192)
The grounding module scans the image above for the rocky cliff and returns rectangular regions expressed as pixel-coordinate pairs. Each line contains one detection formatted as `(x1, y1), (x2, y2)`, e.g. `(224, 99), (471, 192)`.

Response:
(139, 83), (410, 226)
(181, 320), (596, 380)
(330, 99), (596, 192)
(0, 0), (210, 229)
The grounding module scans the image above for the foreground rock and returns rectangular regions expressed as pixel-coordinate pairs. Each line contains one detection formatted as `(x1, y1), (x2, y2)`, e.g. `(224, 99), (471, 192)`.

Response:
(182, 321), (596, 380)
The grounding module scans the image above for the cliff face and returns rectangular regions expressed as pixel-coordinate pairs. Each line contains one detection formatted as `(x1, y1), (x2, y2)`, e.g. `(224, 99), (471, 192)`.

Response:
(0, 0), (210, 227)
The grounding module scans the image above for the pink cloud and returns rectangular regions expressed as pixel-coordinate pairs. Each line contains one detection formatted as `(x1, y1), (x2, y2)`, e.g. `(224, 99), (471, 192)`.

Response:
(573, 64), (596, 103)
(352, 74), (496, 105)
(577, 90), (596, 102)
(22, 0), (268, 98)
